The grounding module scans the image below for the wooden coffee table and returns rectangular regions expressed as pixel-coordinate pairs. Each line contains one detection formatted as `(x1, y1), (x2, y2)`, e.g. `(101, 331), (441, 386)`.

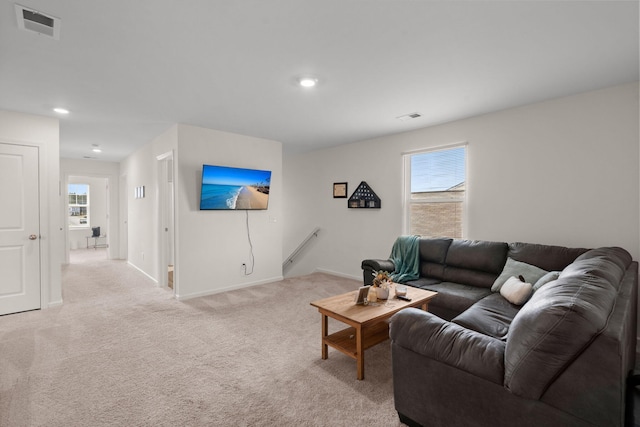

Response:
(310, 285), (437, 380)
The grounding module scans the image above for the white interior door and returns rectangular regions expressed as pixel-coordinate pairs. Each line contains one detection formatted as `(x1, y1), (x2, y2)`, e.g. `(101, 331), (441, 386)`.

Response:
(0, 143), (41, 315)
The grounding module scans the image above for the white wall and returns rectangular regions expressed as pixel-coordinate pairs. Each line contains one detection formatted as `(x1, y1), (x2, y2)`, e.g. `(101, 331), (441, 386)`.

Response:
(0, 110), (61, 307)
(283, 82), (640, 279)
(120, 125), (178, 282)
(120, 123), (283, 298)
(61, 158), (120, 260)
(175, 124), (283, 299)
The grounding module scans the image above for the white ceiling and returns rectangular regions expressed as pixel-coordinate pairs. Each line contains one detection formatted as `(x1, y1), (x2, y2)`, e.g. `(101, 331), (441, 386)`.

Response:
(1, 1), (638, 162)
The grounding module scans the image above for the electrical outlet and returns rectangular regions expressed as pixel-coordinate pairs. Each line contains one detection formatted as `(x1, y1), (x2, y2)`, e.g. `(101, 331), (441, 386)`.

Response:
(241, 263), (246, 274)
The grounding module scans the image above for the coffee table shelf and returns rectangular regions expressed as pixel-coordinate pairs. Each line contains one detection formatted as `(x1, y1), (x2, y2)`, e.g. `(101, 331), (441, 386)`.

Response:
(324, 322), (390, 360)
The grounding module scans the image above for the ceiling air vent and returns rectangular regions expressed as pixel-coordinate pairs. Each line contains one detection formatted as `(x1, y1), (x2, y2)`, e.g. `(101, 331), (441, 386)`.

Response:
(396, 112), (422, 121)
(15, 4), (61, 40)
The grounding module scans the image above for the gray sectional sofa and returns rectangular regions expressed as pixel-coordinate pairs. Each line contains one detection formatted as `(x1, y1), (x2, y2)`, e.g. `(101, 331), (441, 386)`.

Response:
(361, 238), (638, 427)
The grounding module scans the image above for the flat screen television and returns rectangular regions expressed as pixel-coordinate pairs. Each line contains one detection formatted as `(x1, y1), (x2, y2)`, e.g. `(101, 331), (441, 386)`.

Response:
(199, 164), (271, 210)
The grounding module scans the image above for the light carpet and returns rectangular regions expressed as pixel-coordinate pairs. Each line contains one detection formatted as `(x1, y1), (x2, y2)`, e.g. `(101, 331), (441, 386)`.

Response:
(0, 249), (403, 426)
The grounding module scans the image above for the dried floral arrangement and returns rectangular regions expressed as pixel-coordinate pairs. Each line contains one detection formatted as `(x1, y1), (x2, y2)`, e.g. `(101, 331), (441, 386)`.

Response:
(372, 270), (391, 289)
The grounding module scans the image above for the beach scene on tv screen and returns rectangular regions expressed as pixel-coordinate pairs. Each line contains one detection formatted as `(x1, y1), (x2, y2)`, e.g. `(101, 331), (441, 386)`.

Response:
(200, 165), (271, 210)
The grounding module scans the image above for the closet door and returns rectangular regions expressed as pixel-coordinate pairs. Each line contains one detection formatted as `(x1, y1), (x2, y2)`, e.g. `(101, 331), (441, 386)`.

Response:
(0, 142), (40, 315)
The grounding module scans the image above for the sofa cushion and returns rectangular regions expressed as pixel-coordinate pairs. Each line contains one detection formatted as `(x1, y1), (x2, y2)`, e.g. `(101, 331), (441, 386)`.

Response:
(452, 293), (520, 340)
(504, 272), (617, 400)
(560, 247), (632, 291)
(420, 262), (446, 280)
(402, 238), (452, 280)
(574, 246), (632, 272)
(390, 308), (506, 385)
(443, 266), (504, 290)
(500, 276), (533, 305)
(492, 257), (548, 292)
(442, 240), (509, 288)
(415, 238), (450, 279)
(508, 242), (588, 272)
(418, 281), (492, 315)
(533, 271), (560, 292)
(560, 257), (623, 289)
(560, 248), (631, 291)
(419, 238), (452, 263)
(406, 277), (442, 289)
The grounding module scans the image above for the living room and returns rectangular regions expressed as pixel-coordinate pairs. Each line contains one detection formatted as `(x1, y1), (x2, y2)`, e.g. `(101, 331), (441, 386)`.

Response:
(0, 1), (639, 425)
(1, 1), (638, 304)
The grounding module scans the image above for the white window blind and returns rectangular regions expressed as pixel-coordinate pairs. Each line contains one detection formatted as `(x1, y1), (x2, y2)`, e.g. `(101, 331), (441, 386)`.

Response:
(404, 144), (466, 238)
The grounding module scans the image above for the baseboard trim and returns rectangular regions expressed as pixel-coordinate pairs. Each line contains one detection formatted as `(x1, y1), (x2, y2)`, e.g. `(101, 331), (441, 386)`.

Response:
(127, 261), (159, 284)
(314, 268), (361, 282)
(45, 299), (63, 308)
(175, 275), (284, 301)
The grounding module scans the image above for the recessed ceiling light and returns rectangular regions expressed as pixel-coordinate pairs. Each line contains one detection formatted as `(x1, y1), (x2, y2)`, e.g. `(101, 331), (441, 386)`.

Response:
(298, 77), (318, 88)
(53, 107), (69, 114)
(92, 144), (101, 153)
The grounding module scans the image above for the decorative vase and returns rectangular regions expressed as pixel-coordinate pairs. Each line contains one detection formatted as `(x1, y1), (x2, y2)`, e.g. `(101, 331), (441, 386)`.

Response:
(377, 285), (389, 300)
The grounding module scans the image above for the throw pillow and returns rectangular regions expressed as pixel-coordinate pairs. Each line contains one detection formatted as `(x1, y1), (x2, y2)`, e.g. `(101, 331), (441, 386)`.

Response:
(533, 271), (560, 292)
(500, 276), (533, 305)
(492, 257), (548, 292)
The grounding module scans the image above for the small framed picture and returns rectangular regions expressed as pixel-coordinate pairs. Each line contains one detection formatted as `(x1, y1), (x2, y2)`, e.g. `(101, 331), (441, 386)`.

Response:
(333, 182), (348, 198)
(355, 286), (369, 305)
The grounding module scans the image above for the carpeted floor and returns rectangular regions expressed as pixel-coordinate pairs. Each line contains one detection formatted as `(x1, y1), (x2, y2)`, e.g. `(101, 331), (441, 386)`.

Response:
(0, 249), (403, 427)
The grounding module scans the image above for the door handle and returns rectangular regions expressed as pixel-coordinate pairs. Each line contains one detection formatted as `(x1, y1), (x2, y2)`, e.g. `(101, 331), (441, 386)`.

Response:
(29, 234), (38, 240)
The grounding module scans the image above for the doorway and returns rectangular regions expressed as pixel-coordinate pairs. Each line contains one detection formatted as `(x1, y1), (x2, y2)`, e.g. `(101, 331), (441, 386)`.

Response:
(119, 173), (128, 261)
(157, 151), (175, 292)
(67, 175), (110, 264)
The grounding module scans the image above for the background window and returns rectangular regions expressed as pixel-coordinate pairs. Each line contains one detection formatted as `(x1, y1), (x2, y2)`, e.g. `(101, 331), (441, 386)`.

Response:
(404, 145), (466, 238)
(68, 184), (90, 228)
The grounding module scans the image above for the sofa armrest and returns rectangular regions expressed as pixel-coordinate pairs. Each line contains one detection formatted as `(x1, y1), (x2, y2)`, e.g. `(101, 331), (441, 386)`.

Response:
(361, 259), (396, 285)
(390, 308), (505, 385)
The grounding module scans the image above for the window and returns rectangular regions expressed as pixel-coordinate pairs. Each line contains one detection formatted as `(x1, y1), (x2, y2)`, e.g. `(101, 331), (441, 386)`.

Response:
(404, 145), (466, 238)
(68, 184), (90, 229)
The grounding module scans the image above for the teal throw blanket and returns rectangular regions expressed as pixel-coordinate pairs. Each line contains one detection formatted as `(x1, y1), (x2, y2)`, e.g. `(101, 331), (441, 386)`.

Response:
(389, 235), (420, 283)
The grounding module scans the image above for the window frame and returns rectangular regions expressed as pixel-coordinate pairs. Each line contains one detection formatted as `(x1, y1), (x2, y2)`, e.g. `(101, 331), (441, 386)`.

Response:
(68, 183), (90, 229)
(402, 142), (468, 238)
